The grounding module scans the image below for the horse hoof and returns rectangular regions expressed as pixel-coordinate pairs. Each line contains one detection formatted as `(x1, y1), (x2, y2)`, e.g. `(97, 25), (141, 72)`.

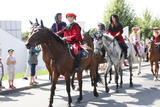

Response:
(48, 105), (53, 107)
(137, 72), (141, 75)
(68, 104), (71, 107)
(108, 81), (111, 84)
(76, 97), (82, 103)
(130, 83), (133, 87)
(94, 92), (99, 97)
(120, 85), (123, 88)
(105, 87), (110, 93)
(116, 90), (119, 93)
(72, 85), (75, 90)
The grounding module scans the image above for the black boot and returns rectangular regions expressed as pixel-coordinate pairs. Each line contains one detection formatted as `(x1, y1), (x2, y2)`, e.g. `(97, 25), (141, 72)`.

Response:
(74, 55), (82, 71)
(134, 45), (140, 57)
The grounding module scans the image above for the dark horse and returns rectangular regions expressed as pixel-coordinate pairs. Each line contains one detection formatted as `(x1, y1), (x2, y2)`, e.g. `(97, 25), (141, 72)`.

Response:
(148, 39), (160, 80)
(25, 20), (99, 107)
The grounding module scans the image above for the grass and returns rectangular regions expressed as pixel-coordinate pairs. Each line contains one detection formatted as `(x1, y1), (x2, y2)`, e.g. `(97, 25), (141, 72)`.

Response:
(2, 70), (49, 81)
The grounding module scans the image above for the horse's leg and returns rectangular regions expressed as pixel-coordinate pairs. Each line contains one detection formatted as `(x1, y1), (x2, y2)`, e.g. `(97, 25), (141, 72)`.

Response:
(150, 61), (155, 79)
(108, 68), (112, 84)
(76, 71), (83, 103)
(115, 66), (119, 93)
(65, 75), (72, 106)
(138, 58), (142, 75)
(105, 65), (111, 93)
(120, 67), (123, 88)
(155, 61), (159, 80)
(71, 73), (76, 90)
(129, 61), (133, 87)
(128, 56), (133, 87)
(48, 73), (58, 107)
(90, 67), (99, 97)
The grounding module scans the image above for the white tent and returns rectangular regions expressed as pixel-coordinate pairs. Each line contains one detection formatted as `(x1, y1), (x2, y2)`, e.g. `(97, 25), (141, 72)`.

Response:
(0, 28), (27, 74)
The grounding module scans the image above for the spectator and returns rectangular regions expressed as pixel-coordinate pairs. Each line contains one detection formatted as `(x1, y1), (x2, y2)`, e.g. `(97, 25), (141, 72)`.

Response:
(28, 47), (41, 85)
(0, 57), (5, 89)
(6, 49), (16, 89)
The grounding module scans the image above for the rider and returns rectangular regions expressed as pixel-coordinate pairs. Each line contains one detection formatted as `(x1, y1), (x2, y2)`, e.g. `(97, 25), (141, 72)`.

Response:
(94, 23), (106, 57)
(94, 23), (105, 39)
(130, 27), (141, 57)
(152, 27), (160, 51)
(106, 14), (128, 60)
(51, 13), (67, 37)
(63, 13), (83, 71)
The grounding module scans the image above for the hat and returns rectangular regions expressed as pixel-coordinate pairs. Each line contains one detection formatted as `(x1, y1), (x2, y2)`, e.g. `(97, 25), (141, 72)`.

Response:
(8, 49), (14, 52)
(66, 13), (76, 19)
(152, 27), (159, 30)
(132, 27), (140, 31)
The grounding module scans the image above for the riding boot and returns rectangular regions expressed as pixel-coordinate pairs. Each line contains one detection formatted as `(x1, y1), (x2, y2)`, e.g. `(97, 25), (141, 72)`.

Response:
(74, 55), (82, 71)
(134, 45), (140, 57)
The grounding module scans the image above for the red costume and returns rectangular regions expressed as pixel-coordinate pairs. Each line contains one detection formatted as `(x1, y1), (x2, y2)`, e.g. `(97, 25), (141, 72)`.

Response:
(107, 24), (124, 42)
(153, 35), (160, 44)
(64, 22), (82, 55)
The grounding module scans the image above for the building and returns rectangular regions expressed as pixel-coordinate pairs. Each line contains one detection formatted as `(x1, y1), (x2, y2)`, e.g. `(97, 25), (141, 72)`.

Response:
(0, 21), (22, 39)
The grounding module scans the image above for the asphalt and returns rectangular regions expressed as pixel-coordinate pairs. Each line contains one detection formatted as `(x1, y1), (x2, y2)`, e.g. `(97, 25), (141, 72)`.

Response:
(0, 62), (150, 95)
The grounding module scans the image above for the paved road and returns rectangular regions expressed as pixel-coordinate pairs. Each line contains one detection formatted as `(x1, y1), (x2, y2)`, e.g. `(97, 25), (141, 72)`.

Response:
(0, 65), (160, 107)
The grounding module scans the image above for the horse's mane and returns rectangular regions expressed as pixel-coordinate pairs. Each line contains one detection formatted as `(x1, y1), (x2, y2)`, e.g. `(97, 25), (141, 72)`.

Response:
(103, 34), (114, 41)
(45, 28), (66, 45)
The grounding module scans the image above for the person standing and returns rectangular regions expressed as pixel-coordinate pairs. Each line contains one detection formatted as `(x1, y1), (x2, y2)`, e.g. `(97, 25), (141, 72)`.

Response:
(0, 57), (5, 89)
(6, 49), (16, 89)
(28, 47), (41, 85)
(51, 13), (67, 37)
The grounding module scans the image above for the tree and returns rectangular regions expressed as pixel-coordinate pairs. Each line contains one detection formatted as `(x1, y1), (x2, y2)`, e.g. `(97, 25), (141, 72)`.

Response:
(21, 32), (29, 41)
(103, 0), (136, 30)
(136, 9), (153, 39)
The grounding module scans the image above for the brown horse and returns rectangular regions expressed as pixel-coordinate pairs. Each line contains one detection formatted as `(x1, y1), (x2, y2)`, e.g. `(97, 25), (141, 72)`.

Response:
(25, 20), (99, 107)
(71, 31), (104, 90)
(148, 40), (160, 80)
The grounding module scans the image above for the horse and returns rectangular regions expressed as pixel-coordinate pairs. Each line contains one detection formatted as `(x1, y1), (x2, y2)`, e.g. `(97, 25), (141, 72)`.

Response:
(70, 31), (103, 90)
(130, 40), (147, 75)
(94, 33), (134, 93)
(148, 40), (160, 80)
(25, 20), (99, 107)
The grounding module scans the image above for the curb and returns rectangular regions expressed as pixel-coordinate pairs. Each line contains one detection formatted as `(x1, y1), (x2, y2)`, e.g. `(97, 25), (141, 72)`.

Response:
(0, 63), (150, 95)
(0, 73), (92, 95)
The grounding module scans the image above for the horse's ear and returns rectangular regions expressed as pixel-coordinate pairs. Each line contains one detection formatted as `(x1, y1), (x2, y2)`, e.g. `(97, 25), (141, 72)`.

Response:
(35, 18), (39, 25)
(29, 20), (33, 25)
(40, 20), (44, 28)
(87, 30), (90, 34)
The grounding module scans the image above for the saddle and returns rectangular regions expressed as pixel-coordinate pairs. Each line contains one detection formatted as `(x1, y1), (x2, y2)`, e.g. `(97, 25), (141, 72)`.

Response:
(69, 45), (89, 59)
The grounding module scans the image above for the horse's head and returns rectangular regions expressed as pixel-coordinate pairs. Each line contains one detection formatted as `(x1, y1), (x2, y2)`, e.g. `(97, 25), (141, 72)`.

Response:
(93, 37), (103, 55)
(82, 30), (94, 48)
(25, 19), (49, 49)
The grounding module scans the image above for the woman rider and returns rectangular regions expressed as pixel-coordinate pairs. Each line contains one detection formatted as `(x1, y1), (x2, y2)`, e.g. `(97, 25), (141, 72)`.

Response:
(106, 14), (128, 65)
(63, 13), (83, 71)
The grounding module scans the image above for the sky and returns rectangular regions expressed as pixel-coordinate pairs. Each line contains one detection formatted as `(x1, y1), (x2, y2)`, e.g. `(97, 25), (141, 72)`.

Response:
(0, 0), (160, 32)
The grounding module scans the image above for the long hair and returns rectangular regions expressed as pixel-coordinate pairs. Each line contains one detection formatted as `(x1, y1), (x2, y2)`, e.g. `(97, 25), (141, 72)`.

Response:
(110, 14), (120, 25)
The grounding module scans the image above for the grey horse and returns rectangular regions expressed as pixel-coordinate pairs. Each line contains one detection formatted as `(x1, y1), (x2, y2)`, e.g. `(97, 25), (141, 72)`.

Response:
(94, 33), (135, 93)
